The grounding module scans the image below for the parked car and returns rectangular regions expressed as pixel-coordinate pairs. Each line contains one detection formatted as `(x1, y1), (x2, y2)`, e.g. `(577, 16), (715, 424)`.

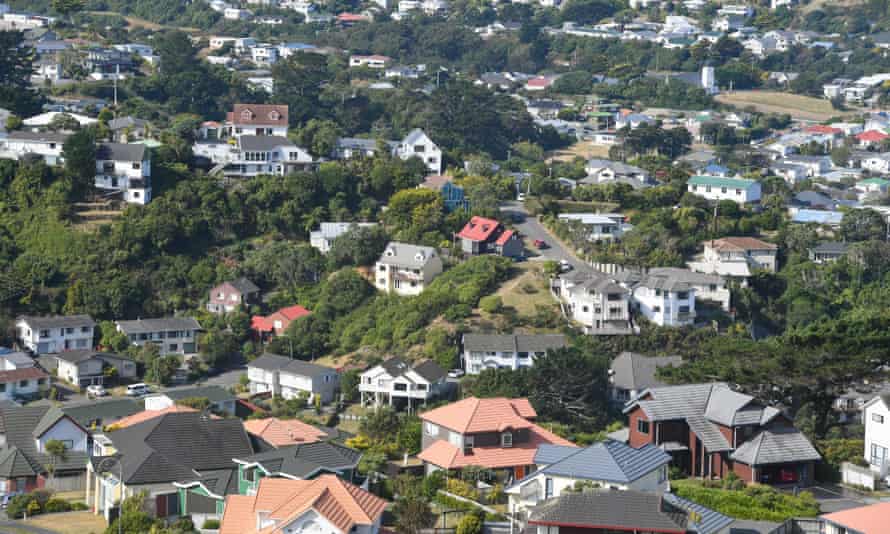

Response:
(448, 369), (465, 379)
(534, 239), (547, 249)
(126, 383), (149, 397)
(559, 259), (573, 272)
(86, 384), (107, 397)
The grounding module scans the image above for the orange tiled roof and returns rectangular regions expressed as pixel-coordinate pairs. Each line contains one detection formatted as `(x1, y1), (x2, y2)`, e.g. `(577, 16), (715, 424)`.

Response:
(219, 495), (256, 534)
(243, 417), (329, 448)
(417, 424), (576, 470)
(110, 405), (199, 429)
(420, 397), (536, 433)
(821, 502), (890, 534)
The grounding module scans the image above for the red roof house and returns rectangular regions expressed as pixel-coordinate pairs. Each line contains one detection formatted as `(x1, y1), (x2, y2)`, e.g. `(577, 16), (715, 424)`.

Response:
(455, 216), (522, 258)
(251, 305), (311, 339)
(856, 129), (889, 147)
(805, 125), (841, 135)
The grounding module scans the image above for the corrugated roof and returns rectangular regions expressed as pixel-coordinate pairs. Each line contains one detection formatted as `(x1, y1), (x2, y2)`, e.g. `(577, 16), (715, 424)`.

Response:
(689, 175), (758, 189)
(662, 493), (735, 534)
(377, 242), (438, 268)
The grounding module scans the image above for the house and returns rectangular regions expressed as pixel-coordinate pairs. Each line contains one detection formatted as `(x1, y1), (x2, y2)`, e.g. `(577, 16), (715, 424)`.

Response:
(0, 366), (49, 402)
(861, 153), (890, 174)
(419, 174), (469, 212)
(53, 350), (137, 387)
(22, 111), (97, 130)
(333, 129), (442, 174)
(821, 502), (890, 534)
(94, 143), (151, 205)
(525, 76), (556, 91)
(783, 155), (832, 177)
(625, 382), (821, 484)
(59, 398), (142, 430)
(309, 222), (378, 254)
(688, 237), (778, 279)
(524, 490), (734, 534)
(506, 441), (672, 516)
(348, 54), (391, 69)
(791, 208), (845, 227)
(616, 267), (731, 312)
(87, 412), (255, 521)
(455, 216), (523, 258)
(200, 104), (289, 141)
(855, 178), (890, 199)
(16, 314), (95, 355)
(417, 397), (576, 480)
(374, 242), (443, 296)
(0, 131), (69, 164)
(771, 163), (809, 184)
(144, 385), (237, 415)
(0, 404), (90, 494)
(582, 159), (651, 188)
(857, 130), (890, 149)
(461, 334), (567, 375)
(115, 317), (201, 356)
(250, 305), (311, 340)
(863, 394), (890, 481)
(216, 135), (314, 179)
(359, 357), (448, 411)
(107, 116), (150, 143)
(557, 213), (633, 241)
(243, 417), (333, 447)
(107, 405), (206, 430)
(218, 475), (387, 534)
(809, 242), (849, 264)
(551, 268), (635, 335)
(687, 175), (762, 204)
(609, 352), (683, 404)
(247, 353), (339, 403)
(207, 278), (260, 314)
(624, 270), (697, 327)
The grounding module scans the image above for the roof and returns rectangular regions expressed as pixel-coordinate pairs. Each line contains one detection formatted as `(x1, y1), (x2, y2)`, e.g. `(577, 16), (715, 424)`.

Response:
(377, 242), (438, 268)
(610, 352), (684, 391)
(312, 222), (376, 240)
(248, 353), (336, 379)
(527, 490), (689, 533)
(662, 493), (736, 534)
(115, 317), (201, 334)
(526, 440), (671, 484)
(856, 130), (889, 142)
(236, 441), (361, 479)
(96, 143), (146, 162)
(220, 475), (387, 534)
(60, 398), (142, 428)
(420, 174), (455, 191)
(421, 397), (537, 433)
(495, 229), (516, 246)
(17, 314), (94, 329)
(462, 334), (567, 354)
(105, 412), (254, 485)
(110, 405), (201, 429)
(811, 241), (849, 254)
(707, 237), (777, 252)
(180, 467), (239, 498)
(457, 216), (502, 242)
(821, 502), (890, 534)
(792, 209), (844, 225)
(562, 268), (627, 296)
(625, 383), (723, 420)
(730, 428), (821, 466)
(374, 357), (446, 383)
(243, 418), (331, 448)
(0, 405), (88, 476)
(220, 277), (260, 294)
(229, 103), (288, 127)
(159, 385), (235, 403)
(238, 135), (298, 151)
(0, 366), (47, 385)
(687, 415), (732, 452)
(688, 175), (758, 189)
(54, 350), (131, 364)
(251, 305), (311, 333)
(107, 116), (148, 131)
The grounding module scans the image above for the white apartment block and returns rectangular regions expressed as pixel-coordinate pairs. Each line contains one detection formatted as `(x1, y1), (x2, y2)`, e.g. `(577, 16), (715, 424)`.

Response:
(557, 213), (633, 241)
(115, 317), (201, 356)
(630, 276), (696, 327)
(16, 315), (95, 355)
(374, 242), (443, 296)
(552, 269), (634, 335)
(94, 143), (151, 204)
(863, 395), (890, 482)
(461, 333), (568, 375)
(687, 175), (762, 204)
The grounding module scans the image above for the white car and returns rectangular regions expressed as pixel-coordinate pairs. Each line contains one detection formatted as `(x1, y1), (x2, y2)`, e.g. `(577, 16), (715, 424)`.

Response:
(86, 384), (107, 397)
(559, 259), (573, 273)
(448, 369), (465, 379)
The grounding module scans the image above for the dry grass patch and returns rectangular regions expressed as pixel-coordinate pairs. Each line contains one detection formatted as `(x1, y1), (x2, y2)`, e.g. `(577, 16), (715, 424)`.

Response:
(18, 511), (108, 534)
(715, 91), (844, 121)
(495, 263), (558, 318)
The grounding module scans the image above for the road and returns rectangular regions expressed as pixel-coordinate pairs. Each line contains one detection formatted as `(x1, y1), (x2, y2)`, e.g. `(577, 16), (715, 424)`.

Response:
(198, 365), (248, 388)
(500, 200), (586, 269)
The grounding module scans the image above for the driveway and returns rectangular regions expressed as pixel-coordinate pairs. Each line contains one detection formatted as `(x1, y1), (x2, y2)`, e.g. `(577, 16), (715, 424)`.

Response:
(804, 485), (877, 513)
(500, 201), (585, 269)
(196, 365), (247, 389)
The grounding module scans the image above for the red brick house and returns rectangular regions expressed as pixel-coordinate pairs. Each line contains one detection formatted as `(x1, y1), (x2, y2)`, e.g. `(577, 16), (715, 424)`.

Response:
(625, 383), (821, 485)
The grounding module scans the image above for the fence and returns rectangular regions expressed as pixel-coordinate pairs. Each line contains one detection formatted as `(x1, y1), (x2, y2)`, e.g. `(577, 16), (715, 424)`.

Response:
(841, 461), (877, 490)
(47, 472), (86, 492)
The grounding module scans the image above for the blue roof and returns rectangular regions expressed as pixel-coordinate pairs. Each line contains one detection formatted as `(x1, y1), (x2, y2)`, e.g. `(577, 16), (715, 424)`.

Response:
(534, 444), (578, 465)
(792, 209), (844, 225)
(531, 440), (671, 485)
(704, 163), (729, 175)
(662, 493), (735, 534)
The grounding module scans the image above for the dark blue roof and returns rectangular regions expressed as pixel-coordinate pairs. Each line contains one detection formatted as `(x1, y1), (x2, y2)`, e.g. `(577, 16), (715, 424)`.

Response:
(662, 493), (735, 534)
(531, 440), (671, 484)
(534, 444), (578, 465)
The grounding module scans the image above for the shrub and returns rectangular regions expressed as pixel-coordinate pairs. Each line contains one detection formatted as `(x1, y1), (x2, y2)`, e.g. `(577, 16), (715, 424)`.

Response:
(446, 478), (479, 501)
(43, 498), (72, 513)
(6, 494), (32, 519)
(456, 513), (483, 534)
(202, 519), (221, 529)
(479, 295), (503, 314)
(672, 481), (819, 521)
(26, 499), (40, 516)
(71, 502), (89, 511)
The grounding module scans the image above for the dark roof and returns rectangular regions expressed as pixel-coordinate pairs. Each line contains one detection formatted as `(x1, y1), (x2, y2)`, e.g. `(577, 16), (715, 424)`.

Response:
(158, 385), (234, 403)
(730, 428), (822, 466)
(61, 398), (142, 428)
(107, 116), (148, 131)
(180, 467), (239, 498)
(462, 333), (568, 353)
(106, 412), (254, 485)
(238, 135), (296, 151)
(17, 314), (95, 329)
(811, 242), (849, 254)
(526, 440), (671, 485)
(528, 490), (689, 532)
(662, 493), (736, 534)
(236, 441), (362, 479)
(0, 405), (89, 476)
(7, 131), (71, 144)
(96, 143), (146, 162)
(115, 317), (201, 334)
(377, 358), (446, 383)
(610, 352), (684, 391)
(226, 277), (260, 294)
(55, 350), (132, 364)
(249, 353), (336, 379)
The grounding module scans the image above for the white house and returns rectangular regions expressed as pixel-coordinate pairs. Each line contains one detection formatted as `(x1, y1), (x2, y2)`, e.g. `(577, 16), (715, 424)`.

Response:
(247, 353), (339, 403)
(0, 131), (69, 164)
(393, 128), (442, 174)
(863, 395), (890, 482)
(0, 352), (49, 401)
(310, 222), (378, 253)
(115, 317), (201, 356)
(374, 242), (443, 296)
(862, 153), (890, 174)
(250, 44), (279, 66)
(349, 55), (392, 69)
(16, 315), (95, 355)
(461, 333), (567, 375)
(557, 213), (633, 241)
(359, 357), (447, 411)
(197, 135), (313, 179)
(582, 159), (650, 188)
(626, 272), (697, 327)
(224, 7), (251, 20)
(54, 350), (137, 387)
(687, 175), (762, 204)
(551, 269), (635, 335)
(94, 143), (151, 204)
(688, 237), (778, 279)
(144, 385), (237, 415)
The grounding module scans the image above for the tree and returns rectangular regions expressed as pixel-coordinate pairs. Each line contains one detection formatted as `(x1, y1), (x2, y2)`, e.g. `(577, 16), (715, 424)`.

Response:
(327, 224), (389, 268)
(0, 31), (42, 116)
(840, 208), (885, 242)
(393, 493), (434, 534)
(529, 347), (611, 426)
(44, 439), (67, 487)
(62, 128), (97, 198)
(48, 112), (81, 132)
(51, 0), (85, 23)
(199, 329), (238, 369)
(456, 513), (483, 534)
(105, 493), (157, 534)
(359, 406), (401, 442)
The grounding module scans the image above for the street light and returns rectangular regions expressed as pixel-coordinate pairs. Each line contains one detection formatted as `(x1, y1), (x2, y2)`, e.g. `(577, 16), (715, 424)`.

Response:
(97, 456), (123, 534)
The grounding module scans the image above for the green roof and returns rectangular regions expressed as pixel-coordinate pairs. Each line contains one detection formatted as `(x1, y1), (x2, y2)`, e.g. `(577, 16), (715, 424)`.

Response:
(688, 175), (757, 188)
(858, 178), (890, 186)
(588, 111), (614, 117)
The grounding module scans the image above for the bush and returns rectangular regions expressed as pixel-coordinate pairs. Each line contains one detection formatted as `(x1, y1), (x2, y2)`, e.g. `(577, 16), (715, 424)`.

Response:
(202, 518), (221, 529)
(446, 478), (479, 501)
(672, 481), (819, 521)
(26, 499), (41, 516)
(479, 295), (503, 314)
(456, 513), (483, 534)
(43, 498), (72, 513)
(71, 502), (89, 511)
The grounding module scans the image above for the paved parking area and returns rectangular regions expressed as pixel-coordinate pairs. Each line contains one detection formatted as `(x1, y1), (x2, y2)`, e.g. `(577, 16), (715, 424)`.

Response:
(805, 485), (873, 513)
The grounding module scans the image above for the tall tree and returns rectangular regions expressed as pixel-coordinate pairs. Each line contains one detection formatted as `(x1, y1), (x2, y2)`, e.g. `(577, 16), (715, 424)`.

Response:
(0, 31), (42, 115)
(62, 128), (97, 198)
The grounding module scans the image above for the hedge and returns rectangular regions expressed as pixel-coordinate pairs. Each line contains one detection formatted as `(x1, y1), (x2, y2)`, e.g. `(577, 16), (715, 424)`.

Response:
(671, 481), (819, 522)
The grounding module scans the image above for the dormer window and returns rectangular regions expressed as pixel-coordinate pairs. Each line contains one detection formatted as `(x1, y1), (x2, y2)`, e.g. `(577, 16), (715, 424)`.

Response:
(241, 109), (254, 121)
(501, 432), (513, 447)
(414, 252), (425, 261)
(385, 249), (395, 257)
(268, 110), (280, 120)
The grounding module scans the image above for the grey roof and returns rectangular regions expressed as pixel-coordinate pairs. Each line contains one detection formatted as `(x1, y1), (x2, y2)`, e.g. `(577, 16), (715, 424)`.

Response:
(0, 351), (36, 368)
(610, 352), (684, 391)
(105, 412), (254, 485)
(704, 388), (756, 426)
(336, 137), (381, 151)
(377, 242), (438, 268)
(224, 277), (259, 294)
(562, 268), (627, 295)
(158, 385), (234, 403)
(7, 131), (71, 144)
(0, 405), (89, 477)
(645, 268), (724, 288)
(61, 398), (142, 428)
(54, 350), (132, 364)
(533, 444), (579, 465)
(313, 222), (377, 240)
(413, 360), (447, 382)
(96, 142), (146, 162)
(237, 441), (362, 479)
(182, 467), (238, 497)
(462, 333), (567, 353)
(238, 135), (296, 151)
(687, 415), (732, 452)
(730, 428), (821, 466)
(528, 490), (690, 532)
(18, 314), (95, 329)
(662, 493), (736, 534)
(625, 383), (721, 420)
(527, 440), (671, 485)
(248, 353), (336, 379)
(107, 116), (148, 131)
(811, 242), (849, 254)
(116, 317), (201, 334)
(718, 520), (781, 534)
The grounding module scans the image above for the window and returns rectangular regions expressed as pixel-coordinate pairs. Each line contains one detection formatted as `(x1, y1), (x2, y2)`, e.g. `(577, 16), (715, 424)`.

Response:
(736, 189), (742, 195)
(501, 432), (513, 447)
(37, 379), (46, 385)
(0, 384), (6, 392)
(654, 289), (661, 296)
(677, 291), (689, 300)
(873, 413), (885, 424)
(449, 431), (462, 447)
(721, 187), (727, 193)
(132, 162), (140, 170)
(324, 375), (331, 383)
(871, 444), (888, 466)
(637, 419), (650, 434)
(463, 436), (474, 455)
(709, 284), (717, 291)
(39, 329), (49, 337)
(417, 383), (427, 391)
(59, 439), (73, 450)
(679, 306), (690, 313)
(517, 352), (529, 359)
(653, 306), (661, 313)
(65, 327), (74, 335)
(424, 422), (438, 435)
(242, 467), (255, 482)
(414, 144), (425, 153)
(19, 380), (28, 387)
(705, 186), (712, 193)
(545, 477), (553, 499)
(81, 326), (90, 333)
(581, 306), (589, 313)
